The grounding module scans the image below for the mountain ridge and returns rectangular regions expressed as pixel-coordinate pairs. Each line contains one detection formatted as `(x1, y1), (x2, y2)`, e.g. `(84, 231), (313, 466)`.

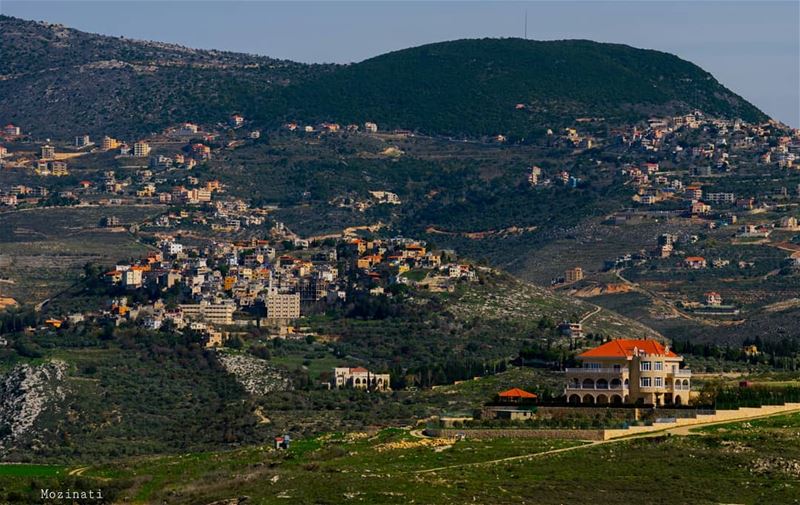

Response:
(270, 37), (767, 136)
(0, 16), (769, 139)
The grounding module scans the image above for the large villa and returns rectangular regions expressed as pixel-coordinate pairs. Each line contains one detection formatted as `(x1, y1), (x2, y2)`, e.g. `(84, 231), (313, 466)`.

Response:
(565, 339), (692, 406)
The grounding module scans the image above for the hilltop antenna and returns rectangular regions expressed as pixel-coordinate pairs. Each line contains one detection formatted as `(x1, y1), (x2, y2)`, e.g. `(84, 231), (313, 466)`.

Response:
(524, 9), (528, 39)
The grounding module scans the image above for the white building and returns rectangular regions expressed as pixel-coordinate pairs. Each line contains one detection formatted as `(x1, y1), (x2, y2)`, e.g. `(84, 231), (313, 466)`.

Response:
(333, 367), (390, 391)
(179, 301), (236, 325)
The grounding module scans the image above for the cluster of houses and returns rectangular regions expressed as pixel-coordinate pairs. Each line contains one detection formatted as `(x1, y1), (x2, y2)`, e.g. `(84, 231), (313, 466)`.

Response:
(283, 120), (379, 134)
(35, 223), (478, 347)
(331, 190), (402, 212)
(0, 114), (258, 209)
(349, 237), (477, 293)
(619, 115), (800, 220)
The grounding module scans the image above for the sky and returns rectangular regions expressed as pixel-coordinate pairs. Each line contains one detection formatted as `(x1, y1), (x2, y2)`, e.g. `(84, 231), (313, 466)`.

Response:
(3, 1), (799, 126)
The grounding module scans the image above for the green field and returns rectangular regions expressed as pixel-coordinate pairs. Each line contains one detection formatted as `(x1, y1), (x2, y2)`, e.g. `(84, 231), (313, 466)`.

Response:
(3, 408), (800, 504)
(0, 464), (65, 477)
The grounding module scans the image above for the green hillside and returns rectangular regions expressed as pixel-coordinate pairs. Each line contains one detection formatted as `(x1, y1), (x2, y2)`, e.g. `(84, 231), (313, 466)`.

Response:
(272, 38), (768, 136)
(0, 15), (329, 138)
(0, 17), (768, 139)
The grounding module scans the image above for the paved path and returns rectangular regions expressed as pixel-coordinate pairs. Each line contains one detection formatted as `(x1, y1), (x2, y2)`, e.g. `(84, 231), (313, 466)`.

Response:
(67, 466), (90, 476)
(579, 304), (602, 324)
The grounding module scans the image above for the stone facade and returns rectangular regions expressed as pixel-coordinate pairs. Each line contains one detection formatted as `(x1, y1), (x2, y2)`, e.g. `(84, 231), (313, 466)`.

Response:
(333, 367), (390, 391)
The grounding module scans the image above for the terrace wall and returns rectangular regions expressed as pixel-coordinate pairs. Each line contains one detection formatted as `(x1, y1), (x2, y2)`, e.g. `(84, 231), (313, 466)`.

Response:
(426, 428), (605, 441)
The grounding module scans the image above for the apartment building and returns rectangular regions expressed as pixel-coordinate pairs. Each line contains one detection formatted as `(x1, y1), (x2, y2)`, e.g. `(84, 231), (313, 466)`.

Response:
(565, 266), (584, 283)
(133, 141), (151, 157)
(40, 144), (56, 160)
(102, 136), (120, 150)
(704, 192), (735, 204)
(179, 300), (236, 325)
(266, 292), (300, 320)
(564, 339), (692, 406)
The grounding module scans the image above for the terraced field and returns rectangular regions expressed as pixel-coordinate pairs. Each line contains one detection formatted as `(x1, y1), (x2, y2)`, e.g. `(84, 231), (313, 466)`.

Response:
(0, 206), (159, 303)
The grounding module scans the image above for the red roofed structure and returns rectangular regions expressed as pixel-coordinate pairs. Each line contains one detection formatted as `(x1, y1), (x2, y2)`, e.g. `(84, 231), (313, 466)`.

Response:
(482, 388), (538, 420)
(498, 388), (537, 399)
(566, 338), (691, 407)
(578, 339), (678, 359)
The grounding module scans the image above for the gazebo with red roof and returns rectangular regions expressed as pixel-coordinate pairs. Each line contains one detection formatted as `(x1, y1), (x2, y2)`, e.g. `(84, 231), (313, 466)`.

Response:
(496, 388), (538, 404)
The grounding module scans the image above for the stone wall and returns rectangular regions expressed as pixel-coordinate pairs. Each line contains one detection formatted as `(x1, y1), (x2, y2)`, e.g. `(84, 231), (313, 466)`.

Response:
(426, 428), (605, 441)
(535, 406), (641, 421)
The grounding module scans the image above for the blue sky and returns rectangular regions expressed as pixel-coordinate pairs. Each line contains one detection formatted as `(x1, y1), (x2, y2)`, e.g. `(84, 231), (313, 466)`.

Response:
(3, 1), (799, 125)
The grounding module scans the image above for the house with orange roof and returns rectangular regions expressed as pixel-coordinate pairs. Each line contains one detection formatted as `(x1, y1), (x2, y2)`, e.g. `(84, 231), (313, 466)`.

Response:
(403, 243), (426, 259)
(705, 291), (722, 306)
(356, 254), (382, 270)
(350, 238), (368, 255)
(565, 338), (692, 406)
(44, 318), (63, 329)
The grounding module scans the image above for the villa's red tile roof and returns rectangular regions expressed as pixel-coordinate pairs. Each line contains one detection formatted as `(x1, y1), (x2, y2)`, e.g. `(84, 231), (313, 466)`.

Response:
(578, 339), (678, 358)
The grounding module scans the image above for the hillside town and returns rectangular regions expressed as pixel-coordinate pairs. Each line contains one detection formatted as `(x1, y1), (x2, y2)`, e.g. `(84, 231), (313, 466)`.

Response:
(2, 7), (800, 503)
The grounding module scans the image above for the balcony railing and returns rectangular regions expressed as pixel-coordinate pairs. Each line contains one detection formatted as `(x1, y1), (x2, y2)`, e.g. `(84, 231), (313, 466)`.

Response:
(672, 369), (692, 376)
(565, 368), (628, 374)
(566, 384), (629, 390)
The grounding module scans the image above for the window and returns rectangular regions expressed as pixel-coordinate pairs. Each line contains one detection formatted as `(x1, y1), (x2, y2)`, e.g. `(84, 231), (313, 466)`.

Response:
(654, 362), (663, 371)
(586, 362), (601, 369)
(654, 377), (663, 387)
(640, 377), (651, 387)
(640, 361), (651, 371)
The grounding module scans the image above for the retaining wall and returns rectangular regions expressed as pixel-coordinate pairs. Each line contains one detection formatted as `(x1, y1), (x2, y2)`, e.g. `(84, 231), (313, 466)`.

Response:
(427, 428), (605, 441)
(427, 403), (800, 442)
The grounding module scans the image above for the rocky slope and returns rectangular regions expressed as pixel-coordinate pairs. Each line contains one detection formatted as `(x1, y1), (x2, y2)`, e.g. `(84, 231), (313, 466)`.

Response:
(0, 360), (68, 452)
(216, 352), (292, 395)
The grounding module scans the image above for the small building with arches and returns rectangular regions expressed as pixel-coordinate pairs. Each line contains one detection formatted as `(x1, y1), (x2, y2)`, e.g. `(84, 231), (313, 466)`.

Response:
(565, 339), (691, 406)
(333, 366), (391, 391)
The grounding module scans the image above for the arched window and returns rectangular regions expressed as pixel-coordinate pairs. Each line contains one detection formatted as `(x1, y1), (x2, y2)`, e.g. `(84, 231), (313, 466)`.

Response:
(582, 378), (594, 389)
